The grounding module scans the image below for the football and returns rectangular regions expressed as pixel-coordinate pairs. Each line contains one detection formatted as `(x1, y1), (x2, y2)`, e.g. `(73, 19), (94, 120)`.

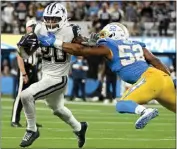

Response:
(17, 32), (39, 59)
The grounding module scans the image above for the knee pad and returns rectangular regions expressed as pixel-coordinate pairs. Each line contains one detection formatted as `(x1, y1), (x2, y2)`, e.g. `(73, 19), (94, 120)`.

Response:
(116, 101), (122, 113)
(116, 100), (138, 113)
(20, 90), (34, 105)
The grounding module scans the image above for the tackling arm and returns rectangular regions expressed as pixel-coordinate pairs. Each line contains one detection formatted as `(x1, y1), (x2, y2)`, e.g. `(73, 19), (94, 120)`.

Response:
(143, 48), (170, 75)
(62, 42), (111, 58)
(72, 35), (88, 44)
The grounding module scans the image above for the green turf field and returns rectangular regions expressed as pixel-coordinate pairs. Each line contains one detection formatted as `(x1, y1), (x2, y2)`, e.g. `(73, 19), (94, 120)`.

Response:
(1, 97), (176, 148)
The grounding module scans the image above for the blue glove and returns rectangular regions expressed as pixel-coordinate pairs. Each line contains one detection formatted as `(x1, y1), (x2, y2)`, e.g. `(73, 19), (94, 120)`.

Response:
(38, 32), (56, 47)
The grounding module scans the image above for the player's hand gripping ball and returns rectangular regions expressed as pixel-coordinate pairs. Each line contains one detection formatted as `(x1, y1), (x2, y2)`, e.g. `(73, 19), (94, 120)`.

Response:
(17, 33), (39, 59)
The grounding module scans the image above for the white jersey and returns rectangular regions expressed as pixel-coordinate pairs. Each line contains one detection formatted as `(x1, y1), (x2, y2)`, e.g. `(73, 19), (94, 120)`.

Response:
(34, 22), (74, 77)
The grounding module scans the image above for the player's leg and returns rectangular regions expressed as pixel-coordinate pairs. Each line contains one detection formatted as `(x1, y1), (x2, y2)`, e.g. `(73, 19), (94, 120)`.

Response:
(20, 74), (66, 147)
(45, 84), (81, 131)
(116, 77), (157, 113)
(20, 75), (39, 133)
(45, 80), (88, 148)
(19, 83), (40, 147)
(157, 76), (176, 113)
(20, 92), (39, 147)
(116, 71), (164, 129)
(30, 65), (42, 127)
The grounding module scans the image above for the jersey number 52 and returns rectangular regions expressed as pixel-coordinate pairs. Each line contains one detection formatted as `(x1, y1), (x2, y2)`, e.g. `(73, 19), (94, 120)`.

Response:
(118, 44), (145, 66)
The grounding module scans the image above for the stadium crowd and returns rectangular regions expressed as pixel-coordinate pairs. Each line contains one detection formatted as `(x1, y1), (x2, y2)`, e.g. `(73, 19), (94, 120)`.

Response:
(1, 1), (176, 36)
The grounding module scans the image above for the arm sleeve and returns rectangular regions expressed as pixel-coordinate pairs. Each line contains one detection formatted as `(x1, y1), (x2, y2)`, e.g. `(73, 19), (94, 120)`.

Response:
(97, 38), (114, 50)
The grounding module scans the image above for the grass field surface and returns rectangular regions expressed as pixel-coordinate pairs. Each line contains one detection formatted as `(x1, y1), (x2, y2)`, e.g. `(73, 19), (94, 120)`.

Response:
(1, 97), (176, 148)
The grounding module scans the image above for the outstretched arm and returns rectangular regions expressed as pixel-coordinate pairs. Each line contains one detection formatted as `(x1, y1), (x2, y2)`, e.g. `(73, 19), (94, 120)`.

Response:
(143, 48), (170, 75)
(62, 42), (112, 58)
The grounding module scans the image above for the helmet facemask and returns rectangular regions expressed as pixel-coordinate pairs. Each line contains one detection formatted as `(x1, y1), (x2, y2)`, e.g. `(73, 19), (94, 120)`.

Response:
(44, 16), (63, 32)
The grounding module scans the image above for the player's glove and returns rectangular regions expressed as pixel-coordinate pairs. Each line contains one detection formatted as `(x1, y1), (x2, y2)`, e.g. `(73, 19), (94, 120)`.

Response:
(81, 33), (100, 46)
(38, 32), (56, 47)
(38, 33), (63, 49)
(17, 33), (39, 59)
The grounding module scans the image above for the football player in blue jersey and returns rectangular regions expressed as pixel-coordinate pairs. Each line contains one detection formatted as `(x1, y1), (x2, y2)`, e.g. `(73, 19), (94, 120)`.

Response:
(26, 22), (176, 129)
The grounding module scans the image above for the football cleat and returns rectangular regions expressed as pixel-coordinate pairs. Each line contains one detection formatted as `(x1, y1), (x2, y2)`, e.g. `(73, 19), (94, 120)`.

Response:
(74, 122), (88, 148)
(36, 123), (42, 128)
(20, 129), (40, 147)
(135, 108), (159, 129)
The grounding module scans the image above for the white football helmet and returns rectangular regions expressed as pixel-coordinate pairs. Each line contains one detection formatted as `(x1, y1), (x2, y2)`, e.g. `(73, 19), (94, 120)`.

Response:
(99, 22), (129, 40)
(43, 2), (67, 32)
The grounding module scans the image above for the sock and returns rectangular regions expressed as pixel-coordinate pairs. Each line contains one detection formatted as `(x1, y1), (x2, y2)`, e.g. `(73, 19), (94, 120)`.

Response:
(21, 91), (37, 132)
(116, 100), (139, 114)
(54, 106), (81, 132)
(67, 115), (81, 132)
(26, 113), (37, 132)
(135, 105), (146, 115)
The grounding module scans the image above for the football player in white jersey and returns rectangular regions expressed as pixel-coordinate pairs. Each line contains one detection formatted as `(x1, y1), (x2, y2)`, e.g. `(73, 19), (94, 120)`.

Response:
(18, 2), (87, 148)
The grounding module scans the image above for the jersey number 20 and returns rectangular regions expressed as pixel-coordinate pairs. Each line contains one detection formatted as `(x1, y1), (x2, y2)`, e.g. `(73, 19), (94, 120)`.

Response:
(118, 44), (145, 66)
(41, 47), (67, 63)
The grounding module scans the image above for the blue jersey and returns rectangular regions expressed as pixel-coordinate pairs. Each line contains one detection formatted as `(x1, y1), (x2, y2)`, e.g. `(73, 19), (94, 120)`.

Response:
(97, 38), (149, 84)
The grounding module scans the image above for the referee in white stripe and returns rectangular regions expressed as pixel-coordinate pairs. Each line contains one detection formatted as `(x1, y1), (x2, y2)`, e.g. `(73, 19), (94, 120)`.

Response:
(11, 19), (42, 127)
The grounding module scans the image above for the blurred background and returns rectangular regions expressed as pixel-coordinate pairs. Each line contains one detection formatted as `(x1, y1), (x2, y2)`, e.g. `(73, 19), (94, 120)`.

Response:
(1, 1), (176, 103)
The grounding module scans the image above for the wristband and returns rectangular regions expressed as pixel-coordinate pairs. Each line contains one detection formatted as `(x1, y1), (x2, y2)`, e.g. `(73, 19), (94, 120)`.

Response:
(23, 74), (27, 76)
(53, 39), (63, 49)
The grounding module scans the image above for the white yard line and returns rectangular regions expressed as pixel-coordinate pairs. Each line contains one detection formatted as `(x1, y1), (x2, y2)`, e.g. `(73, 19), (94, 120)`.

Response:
(2, 120), (175, 125)
(2, 106), (173, 116)
(2, 106), (101, 112)
(1, 98), (165, 108)
(2, 127), (175, 132)
(1, 137), (175, 141)
(2, 114), (175, 120)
